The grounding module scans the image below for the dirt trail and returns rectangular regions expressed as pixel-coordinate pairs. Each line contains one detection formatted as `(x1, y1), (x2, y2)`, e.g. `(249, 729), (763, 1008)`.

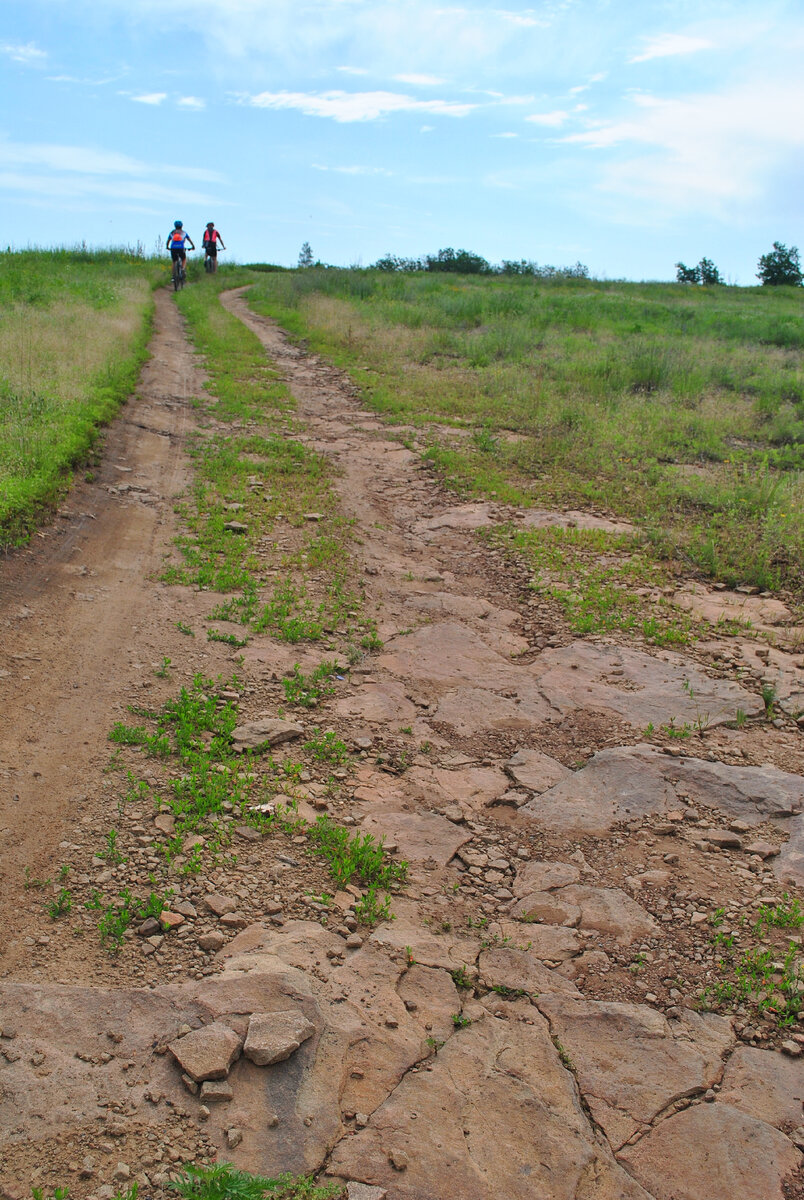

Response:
(1, 288), (803, 1200)
(0, 291), (234, 980)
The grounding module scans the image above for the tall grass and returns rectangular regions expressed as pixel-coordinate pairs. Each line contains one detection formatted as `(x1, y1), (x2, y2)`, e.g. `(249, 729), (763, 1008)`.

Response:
(246, 269), (804, 597)
(0, 250), (161, 545)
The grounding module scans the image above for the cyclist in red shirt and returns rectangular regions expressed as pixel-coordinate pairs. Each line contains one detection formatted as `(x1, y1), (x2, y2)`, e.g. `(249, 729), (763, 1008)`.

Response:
(202, 222), (225, 273)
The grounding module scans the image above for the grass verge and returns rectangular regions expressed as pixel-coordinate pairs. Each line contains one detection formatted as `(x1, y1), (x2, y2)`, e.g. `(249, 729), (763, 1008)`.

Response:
(0, 249), (161, 546)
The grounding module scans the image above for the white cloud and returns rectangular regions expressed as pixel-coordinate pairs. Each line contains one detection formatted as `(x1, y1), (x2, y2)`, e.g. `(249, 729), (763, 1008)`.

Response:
(0, 138), (222, 184)
(394, 73), (446, 86)
(560, 79), (804, 217)
(131, 92), (168, 105)
(0, 140), (148, 176)
(178, 96), (206, 109)
(526, 109), (569, 126)
(496, 9), (545, 28)
(0, 40), (46, 64)
(71, 0), (553, 82)
(244, 89), (476, 122)
(629, 33), (713, 64)
(492, 131), (519, 138)
(0, 170), (213, 208)
(49, 73), (121, 85)
(336, 66), (370, 75)
(312, 163), (393, 176)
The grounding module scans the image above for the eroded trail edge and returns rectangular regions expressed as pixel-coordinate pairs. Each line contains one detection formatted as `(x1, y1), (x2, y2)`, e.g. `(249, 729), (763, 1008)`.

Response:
(0, 287), (802, 1200)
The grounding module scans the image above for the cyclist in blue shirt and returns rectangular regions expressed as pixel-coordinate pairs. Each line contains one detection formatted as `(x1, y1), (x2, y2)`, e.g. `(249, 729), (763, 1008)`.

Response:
(166, 221), (195, 269)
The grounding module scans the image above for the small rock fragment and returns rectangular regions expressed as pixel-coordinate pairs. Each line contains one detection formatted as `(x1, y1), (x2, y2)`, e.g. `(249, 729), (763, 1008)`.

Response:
(168, 1022), (243, 1082)
(200, 1080), (234, 1103)
(243, 1010), (316, 1066)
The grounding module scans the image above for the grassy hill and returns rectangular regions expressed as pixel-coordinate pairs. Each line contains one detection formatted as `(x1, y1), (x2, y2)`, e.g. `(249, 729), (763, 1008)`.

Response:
(246, 269), (804, 601)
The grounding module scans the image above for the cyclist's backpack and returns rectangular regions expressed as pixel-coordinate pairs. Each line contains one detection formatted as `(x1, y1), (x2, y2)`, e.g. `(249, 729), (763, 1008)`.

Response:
(170, 229), (185, 246)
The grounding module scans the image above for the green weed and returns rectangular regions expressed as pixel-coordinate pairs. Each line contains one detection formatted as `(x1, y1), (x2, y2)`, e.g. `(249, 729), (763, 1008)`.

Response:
(306, 814), (408, 891)
(207, 628), (249, 648)
(283, 661), (342, 708)
(353, 885), (393, 926)
(47, 888), (72, 919)
(170, 1162), (344, 1199)
(303, 728), (350, 764)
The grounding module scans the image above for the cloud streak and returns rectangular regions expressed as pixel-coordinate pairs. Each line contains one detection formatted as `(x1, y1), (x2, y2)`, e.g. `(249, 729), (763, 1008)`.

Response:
(629, 33), (713, 63)
(0, 40), (46, 64)
(560, 78), (804, 216)
(131, 92), (168, 105)
(312, 163), (393, 176)
(244, 89), (476, 122)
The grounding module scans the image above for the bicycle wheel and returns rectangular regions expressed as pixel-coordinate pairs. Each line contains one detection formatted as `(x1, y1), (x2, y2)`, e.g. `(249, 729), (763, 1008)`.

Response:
(172, 261), (181, 291)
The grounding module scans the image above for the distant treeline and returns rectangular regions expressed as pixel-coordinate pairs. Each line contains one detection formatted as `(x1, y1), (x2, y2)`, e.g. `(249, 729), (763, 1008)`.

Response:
(372, 247), (590, 277)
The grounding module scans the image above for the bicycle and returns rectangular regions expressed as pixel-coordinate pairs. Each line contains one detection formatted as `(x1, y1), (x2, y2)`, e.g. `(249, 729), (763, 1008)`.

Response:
(172, 257), (186, 291)
(204, 246), (223, 273)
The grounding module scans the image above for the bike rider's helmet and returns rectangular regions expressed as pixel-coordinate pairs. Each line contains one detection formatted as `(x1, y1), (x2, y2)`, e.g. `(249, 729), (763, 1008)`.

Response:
(174, 220), (183, 229)
(206, 222), (214, 229)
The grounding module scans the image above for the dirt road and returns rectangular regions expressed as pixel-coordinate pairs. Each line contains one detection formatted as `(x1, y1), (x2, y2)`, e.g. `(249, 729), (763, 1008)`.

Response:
(1, 287), (803, 1199)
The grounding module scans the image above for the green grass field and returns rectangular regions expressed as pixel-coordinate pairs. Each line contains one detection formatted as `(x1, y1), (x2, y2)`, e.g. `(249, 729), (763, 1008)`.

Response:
(3, 253), (801, 605)
(246, 269), (804, 599)
(0, 249), (161, 546)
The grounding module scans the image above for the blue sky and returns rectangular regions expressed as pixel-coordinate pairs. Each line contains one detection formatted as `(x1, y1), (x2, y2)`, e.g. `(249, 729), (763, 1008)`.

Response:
(1, 0), (802, 281)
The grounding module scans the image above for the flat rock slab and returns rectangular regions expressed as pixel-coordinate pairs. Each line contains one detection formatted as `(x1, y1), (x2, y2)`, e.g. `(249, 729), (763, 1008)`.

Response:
(522, 744), (804, 835)
(169, 1021), (243, 1082)
(336, 680), (418, 725)
(478, 947), (580, 998)
(504, 748), (572, 793)
(513, 860), (580, 896)
(0, 965), (336, 1176)
(672, 583), (798, 634)
(405, 591), (528, 657)
(360, 807), (471, 865)
(537, 995), (734, 1150)
(414, 503), (494, 533)
(328, 1000), (653, 1200)
(775, 814), (804, 888)
(433, 686), (549, 736)
(378, 622), (523, 691)
(719, 1044), (804, 1129)
(231, 716), (304, 752)
(618, 1102), (801, 1200)
(523, 509), (634, 535)
(496, 920), (581, 963)
(738, 642), (804, 716)
(243, 1010), (316, 1066)
(408, 763), (510, 813)
(347, 1185), (387, 1200)
(530, 642), (761, 731)
(514, 885), (656, 945)
(370, 908), (482, 973)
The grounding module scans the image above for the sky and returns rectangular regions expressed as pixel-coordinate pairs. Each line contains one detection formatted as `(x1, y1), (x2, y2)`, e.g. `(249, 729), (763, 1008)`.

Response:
(1, 0), (802, 281)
